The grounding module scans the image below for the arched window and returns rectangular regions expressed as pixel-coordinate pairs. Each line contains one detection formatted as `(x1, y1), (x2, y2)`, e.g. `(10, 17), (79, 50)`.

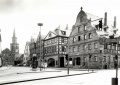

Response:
(89, 33), (92, 39)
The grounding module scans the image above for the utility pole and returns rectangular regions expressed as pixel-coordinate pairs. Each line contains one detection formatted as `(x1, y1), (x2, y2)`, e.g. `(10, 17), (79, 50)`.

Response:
(38, 23), (43, 71)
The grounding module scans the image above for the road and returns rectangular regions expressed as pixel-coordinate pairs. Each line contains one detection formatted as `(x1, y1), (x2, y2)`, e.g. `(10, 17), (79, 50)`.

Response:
(0, 66), (119, 85)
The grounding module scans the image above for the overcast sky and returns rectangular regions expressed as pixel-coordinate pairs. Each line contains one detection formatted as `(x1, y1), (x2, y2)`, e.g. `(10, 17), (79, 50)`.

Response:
(0, 0), (120, 53)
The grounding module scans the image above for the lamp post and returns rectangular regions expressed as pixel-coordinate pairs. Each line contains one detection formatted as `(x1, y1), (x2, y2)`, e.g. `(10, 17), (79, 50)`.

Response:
(38, 23), (43, 71)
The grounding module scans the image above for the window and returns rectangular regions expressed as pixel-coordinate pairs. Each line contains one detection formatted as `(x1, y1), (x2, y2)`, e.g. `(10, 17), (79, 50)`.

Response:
(89, 55), (92, 62)
(78, 46), (80, 52)
(49, 33), (51, 37)
(104, 44), (107, 49)
(73, 37), (76, 43)
(83, 45), (86, 50)
(78, 36), (81, 41)
(94, 43), (97, 48)
(78, 27), (80, 33)
(55, 38), (57, 42)
(84, 26), (87, 31)
(89, 33), (92, 39)
(84, 34), (87, 40)
(108, 44), (111, 49)
(84, 57), (86, 62)
(61, 38), (64, 43)
(49, 40), (51, 44)
(94, 56), (98, 62)
(88, 44), (91, 50)
(61, 31), (66, 35)
(62, 46), (65, 52)
(103, 56), (106, 62)
(80, 16), (83, 22)
(118, 44), (120, 51)
(73, 47), (75, 52)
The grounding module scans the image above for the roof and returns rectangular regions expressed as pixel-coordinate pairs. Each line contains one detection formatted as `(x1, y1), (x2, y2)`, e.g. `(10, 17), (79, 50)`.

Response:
(74, 7), (119, 37)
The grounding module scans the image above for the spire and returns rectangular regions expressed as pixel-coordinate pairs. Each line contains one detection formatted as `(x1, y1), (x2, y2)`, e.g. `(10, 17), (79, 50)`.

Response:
(12, 28), (17, 43)
(13, 28), (16, 37)
(66, 24), (68, 30)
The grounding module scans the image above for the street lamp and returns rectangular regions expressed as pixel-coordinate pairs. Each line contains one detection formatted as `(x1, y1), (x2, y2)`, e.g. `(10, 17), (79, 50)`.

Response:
(38, 23), (43, 71)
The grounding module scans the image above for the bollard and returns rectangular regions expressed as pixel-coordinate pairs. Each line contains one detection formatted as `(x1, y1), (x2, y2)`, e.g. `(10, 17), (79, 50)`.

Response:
(112, 78), (118, 85)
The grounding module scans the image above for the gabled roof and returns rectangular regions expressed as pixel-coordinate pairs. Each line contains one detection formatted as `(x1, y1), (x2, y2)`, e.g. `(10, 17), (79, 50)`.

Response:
(44, 25), (71, 40)
(72, 7), (119, 37)
(44, 31), (57, 40)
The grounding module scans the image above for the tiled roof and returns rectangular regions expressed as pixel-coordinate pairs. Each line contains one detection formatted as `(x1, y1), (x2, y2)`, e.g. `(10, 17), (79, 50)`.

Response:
(53, 25), (71, 37)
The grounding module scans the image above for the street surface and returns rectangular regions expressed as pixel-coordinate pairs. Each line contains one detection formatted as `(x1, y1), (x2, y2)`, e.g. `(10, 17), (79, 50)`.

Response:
(0, 66), (120, 85)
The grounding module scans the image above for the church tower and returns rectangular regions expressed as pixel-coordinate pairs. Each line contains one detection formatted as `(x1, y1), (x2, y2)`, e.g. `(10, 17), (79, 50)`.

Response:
(10, 29), (19, 54)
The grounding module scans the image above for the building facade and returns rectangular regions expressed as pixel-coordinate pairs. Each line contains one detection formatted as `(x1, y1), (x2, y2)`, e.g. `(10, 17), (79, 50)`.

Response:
(68, 7), (120, 69)
(0, 30), (2, 67)
(44, 26), (69, 67)
(23, 42), (30, 66)
(29, 33), (45, 67)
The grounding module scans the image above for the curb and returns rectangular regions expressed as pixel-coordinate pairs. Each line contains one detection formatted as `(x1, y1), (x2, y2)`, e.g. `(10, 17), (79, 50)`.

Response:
(17, 70), (62, 74)
(0, 72), (96, 85)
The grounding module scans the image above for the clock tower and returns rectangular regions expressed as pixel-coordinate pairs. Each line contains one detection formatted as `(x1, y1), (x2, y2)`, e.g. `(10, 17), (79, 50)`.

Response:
(10, 29), (19, 56)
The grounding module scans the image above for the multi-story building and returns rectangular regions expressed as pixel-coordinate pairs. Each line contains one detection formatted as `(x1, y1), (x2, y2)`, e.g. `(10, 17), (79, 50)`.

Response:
(44, 26), (70, 67)
(10, 29), (19, 65)
(68, 7), (119, 69)
(0, 30), (2, 67)
(23, 42), (30, 65)
(29, 33), (45, 67)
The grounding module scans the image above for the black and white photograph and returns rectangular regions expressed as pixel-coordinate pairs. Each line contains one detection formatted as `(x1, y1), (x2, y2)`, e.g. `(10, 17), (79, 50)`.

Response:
(0, 0), (120, 85)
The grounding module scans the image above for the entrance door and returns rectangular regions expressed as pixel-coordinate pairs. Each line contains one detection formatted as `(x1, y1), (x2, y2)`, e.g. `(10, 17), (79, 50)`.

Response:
(60, 57), (64, 67)
(48, 58), (55, 67)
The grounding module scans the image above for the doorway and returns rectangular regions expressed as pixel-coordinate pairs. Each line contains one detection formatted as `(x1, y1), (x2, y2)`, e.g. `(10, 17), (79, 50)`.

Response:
(60, 57), (64, 67)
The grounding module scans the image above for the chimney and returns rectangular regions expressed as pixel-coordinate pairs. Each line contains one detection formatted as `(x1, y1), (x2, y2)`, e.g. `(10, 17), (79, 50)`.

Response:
(114, 16), (116, 28)
(66, 24), (68, 30)
(104, 12), (107, 26)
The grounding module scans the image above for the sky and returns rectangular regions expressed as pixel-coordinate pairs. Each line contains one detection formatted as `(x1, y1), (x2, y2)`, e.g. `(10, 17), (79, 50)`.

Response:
(0, 0), (120, 53)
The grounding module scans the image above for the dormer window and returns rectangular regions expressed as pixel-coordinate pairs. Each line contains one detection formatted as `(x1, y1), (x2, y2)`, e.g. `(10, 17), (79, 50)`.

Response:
(61, 31), (66, 35)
